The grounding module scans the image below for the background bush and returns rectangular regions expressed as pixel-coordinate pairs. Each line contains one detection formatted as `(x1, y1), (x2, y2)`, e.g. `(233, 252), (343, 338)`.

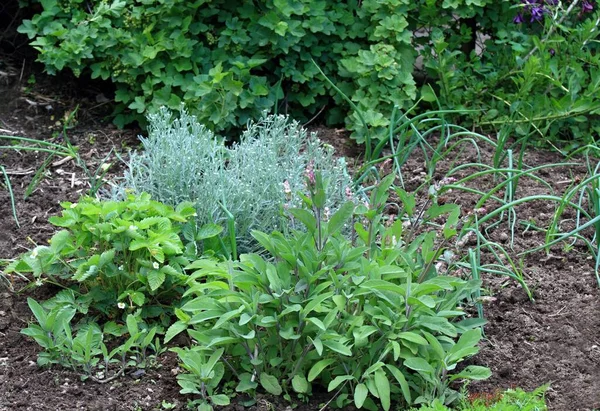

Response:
(17, 0), (600, 145)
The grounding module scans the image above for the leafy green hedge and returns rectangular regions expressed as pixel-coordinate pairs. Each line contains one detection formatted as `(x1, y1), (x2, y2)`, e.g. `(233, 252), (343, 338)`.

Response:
(18, 0), (499, 139)
(19, 0), (600, 145)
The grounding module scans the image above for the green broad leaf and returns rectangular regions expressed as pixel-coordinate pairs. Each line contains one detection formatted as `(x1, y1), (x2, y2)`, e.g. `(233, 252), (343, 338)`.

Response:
(423, 331), (445, 361)
(238, 329), (255, 339)
(73, 259), (99, 282)
(361, 362), (385, 379)
(126, 314), (139, 337)
(398, 332), (428, 346)
(266, 264), (282, 292)
(448, 328), (482, 358)
(332, 294), (346, 310)
(447, 346), (479, 365)
(26, 298), (47, 326)
(308, 358), (336, 381)
(292, 374), (309, 393)
(260, 373), (282, 395)
(404, 357), (434, 375)
(374, 369), (391, 411)
(239, 313), (254, 325)
(236, 373), (258, 392)
(147, 269), (166, 291)
(306, 317), (326, 331)
(288, 208), (317, 232)
(279, 326), (301, 340)
(213, 306), (245, 329)
(204, 348), (224, 375)
(103, 321), (122, 337)
(165, 321), (188, 343)
(210, 394), (230, 406)
(354, 383), (368, 408)
(309, 336), (323, 356)
(206, 336), (240, 347)
(449, 365), (491, 381)
(322, 339), (352, 356)
(49, 230), (71, 253)
(174, 308), (191, 323)
(353, 325), (378, 348)
(302, 291), (334, 316)
(395, 188), (416, 217)
(196, 224), (223, 240)
(420, 84), (437, 103)
(384, 364), (411, 404)
(198, 403), (212, 411)
(279, 304), (302, 317)
(98, 248), (116, 267)
(417, 316), (457, 337)
(328, 375), (354, 392)
(327, 201), (355, 235)
(160, 264), (180, 277)
(455, 318), (488, 331)
(130, 291), (145, 306)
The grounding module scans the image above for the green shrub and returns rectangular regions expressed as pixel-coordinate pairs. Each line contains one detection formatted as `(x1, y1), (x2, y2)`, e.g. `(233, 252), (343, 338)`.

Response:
(421, 1), (600, 148)
(167, 173), (489, 410)
(18, 0), (600, 145)
(17, 0), (419, 139)
(6, 193), (221, 322)
(120, 108), (354, 254)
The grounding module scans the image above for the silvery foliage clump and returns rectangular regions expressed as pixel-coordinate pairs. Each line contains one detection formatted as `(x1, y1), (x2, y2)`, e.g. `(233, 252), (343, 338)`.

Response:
(120, 107), (354, 253)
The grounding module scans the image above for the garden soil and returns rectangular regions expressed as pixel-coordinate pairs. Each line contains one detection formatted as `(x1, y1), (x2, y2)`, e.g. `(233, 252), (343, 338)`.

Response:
(0, 55), (599, 411)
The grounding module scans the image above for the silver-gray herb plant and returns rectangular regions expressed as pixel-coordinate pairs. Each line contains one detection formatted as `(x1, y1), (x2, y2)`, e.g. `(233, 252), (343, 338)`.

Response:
(120, 108), (354, 253)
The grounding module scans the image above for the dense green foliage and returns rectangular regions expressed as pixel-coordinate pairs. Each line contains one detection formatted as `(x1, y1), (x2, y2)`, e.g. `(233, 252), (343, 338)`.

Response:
(5, 193), (223, 322)
(167, 173), (490, 410)
(18, 0), (600, 145)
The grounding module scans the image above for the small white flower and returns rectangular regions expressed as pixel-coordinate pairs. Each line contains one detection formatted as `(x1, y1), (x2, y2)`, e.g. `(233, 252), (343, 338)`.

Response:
(30, 249), (39, 259)
(152, 262), (159, 270)
(117, 302), (126, 310)
(70, 203), (78, 209)
(118, 265), (124, 271)
(35, 279), (43, 287)
(129, 225), (138, 231)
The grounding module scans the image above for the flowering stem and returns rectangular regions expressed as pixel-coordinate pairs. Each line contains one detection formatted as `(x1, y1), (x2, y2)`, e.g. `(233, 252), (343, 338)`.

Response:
(522, 0), (581, 64)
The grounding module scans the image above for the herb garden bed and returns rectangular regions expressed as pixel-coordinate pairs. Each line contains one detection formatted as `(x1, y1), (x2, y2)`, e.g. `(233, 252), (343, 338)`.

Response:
(0, 57), (599, 411)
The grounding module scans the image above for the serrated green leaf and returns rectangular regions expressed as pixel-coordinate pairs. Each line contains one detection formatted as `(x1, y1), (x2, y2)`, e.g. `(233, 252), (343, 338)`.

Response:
(148, 269), (166, 291)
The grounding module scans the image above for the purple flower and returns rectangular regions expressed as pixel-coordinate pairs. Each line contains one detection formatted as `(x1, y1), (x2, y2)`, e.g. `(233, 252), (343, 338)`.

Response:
(530, 5), (546, 22)
(583, 1), (594, 13)
(549, 48), (556, 56)
(513, 13), (525, 23)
